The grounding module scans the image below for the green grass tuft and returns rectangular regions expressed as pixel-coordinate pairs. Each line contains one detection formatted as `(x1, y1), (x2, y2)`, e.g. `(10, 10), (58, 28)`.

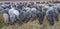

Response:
(0, 12), (3, 28)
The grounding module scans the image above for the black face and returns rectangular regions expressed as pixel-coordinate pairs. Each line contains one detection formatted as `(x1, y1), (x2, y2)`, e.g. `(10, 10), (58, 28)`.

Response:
(57, 7), (60, 12)
(15, 3), (23, 9)
(28, 4), (33, 8)
(4, 2), (10, 4)
(40, 2), (45, 4)
(11, 4), (16, 7)
(48, 4), (54, 7)
(23, 9), (27, 12)
(29, 2), (34, 5)
(36, 2), (40, 4)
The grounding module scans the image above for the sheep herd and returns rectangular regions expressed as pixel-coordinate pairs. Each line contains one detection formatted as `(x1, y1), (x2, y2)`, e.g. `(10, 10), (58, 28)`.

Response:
(0, 2), (60, 26)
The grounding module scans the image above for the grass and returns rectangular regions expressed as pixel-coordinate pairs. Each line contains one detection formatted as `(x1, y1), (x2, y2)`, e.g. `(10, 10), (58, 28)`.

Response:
(0, 12), (4, 28)
(0, 13), (60, 29)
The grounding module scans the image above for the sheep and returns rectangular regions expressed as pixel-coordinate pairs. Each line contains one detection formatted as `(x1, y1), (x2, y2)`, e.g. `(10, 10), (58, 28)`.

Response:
(3, 13), (9, 25)
(8, 6), (19, 25)
(46, 7), (59, 25)
(38, 11), (45, 24)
